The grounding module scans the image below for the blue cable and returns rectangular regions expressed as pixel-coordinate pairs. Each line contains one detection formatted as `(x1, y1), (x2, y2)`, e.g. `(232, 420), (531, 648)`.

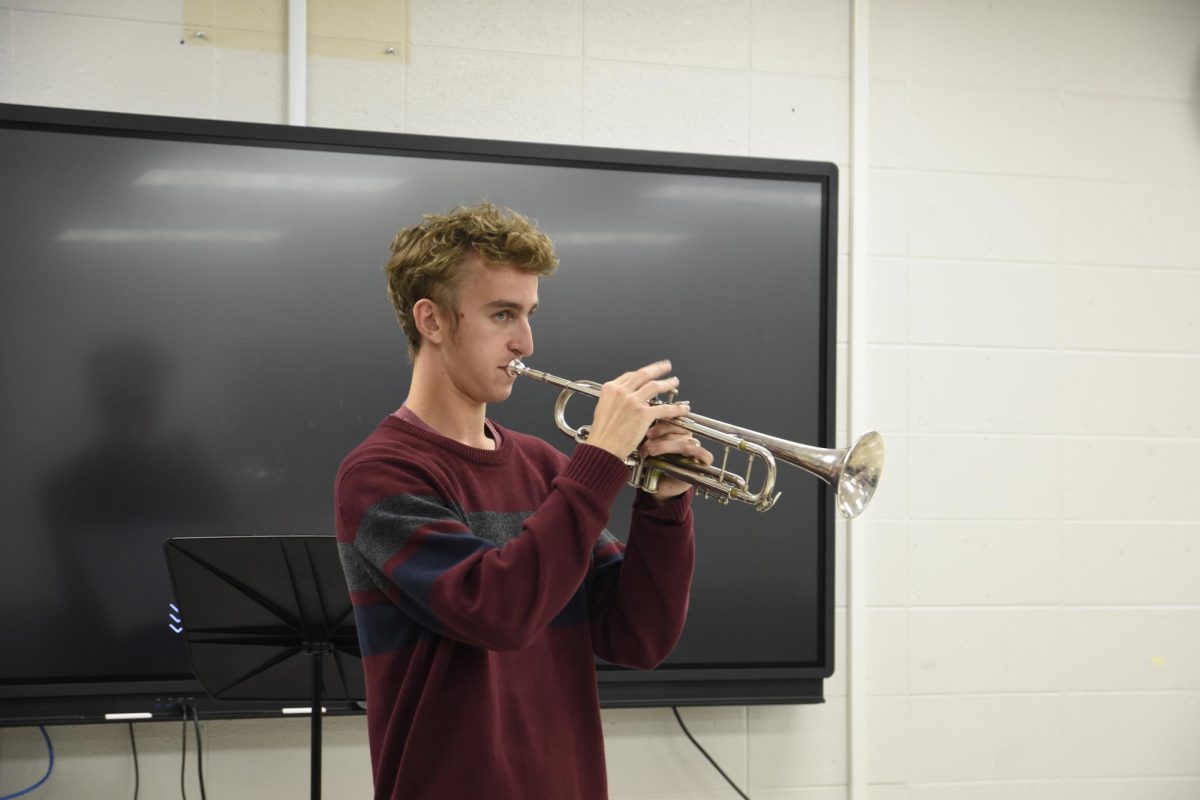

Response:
(0, 726), (54, 799)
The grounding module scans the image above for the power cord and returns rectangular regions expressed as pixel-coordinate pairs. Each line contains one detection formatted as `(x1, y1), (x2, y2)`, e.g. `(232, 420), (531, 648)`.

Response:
(181, 713), (188, 800)
(190, 706), (208, 800)
(0, 726), (54, 800)
(179, 705), (209, 800)
(128, 722), (139, 800)
(671, 706), (750, 800)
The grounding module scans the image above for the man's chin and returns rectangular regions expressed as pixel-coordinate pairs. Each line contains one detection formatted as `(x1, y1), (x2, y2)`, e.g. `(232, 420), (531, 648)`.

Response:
(489, 384), (514, 404)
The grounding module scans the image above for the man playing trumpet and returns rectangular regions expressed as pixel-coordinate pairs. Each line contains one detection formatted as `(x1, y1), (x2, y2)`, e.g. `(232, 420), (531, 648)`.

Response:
(334, 201), (713, 800)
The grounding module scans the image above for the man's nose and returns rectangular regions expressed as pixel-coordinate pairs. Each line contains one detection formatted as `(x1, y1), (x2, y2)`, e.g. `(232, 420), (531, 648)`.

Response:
(511, 319), (533, 358)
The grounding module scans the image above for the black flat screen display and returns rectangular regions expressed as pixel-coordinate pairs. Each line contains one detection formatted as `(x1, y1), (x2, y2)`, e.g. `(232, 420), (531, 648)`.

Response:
(0, 104), (836, 718)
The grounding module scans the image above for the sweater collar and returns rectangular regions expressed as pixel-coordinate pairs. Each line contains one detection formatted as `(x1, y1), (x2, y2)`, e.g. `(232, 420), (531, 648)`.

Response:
(380, 414), (512, 465)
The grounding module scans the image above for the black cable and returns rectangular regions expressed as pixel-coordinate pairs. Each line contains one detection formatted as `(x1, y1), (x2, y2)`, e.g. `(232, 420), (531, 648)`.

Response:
(190, 705), (208, 800)
(180, 712), (188, 800)
(128, 722), (139, 800)
(671, 706), (750, 800)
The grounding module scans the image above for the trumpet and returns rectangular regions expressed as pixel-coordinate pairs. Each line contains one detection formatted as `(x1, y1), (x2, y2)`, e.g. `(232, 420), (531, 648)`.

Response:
(507, 359), (884, 517)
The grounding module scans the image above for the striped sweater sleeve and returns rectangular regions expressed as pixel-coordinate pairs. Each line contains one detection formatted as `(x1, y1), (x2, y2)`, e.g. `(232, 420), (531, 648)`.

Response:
(336, 443), (628, 651)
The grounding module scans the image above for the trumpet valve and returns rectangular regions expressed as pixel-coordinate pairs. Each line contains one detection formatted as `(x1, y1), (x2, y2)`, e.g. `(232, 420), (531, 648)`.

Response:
(718, 445), (731, 481)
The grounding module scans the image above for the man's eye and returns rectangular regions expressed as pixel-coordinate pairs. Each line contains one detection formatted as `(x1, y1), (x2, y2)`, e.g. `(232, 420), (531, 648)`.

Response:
(494, 310), (510, 321)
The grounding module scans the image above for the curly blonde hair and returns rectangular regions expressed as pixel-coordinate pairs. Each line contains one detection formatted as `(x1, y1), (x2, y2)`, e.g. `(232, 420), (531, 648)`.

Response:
(384, 202), (559, 361)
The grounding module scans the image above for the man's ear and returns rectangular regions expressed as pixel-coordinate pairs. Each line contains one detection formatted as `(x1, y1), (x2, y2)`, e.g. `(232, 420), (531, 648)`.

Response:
(412, 298), (445, 346)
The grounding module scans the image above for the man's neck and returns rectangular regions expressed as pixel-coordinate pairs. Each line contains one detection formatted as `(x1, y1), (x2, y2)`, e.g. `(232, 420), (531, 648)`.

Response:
(405, 355), (494, 450)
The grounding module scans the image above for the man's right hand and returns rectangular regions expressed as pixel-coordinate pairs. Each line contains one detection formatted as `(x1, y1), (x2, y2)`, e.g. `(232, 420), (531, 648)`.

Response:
(584, 360), (691, 462)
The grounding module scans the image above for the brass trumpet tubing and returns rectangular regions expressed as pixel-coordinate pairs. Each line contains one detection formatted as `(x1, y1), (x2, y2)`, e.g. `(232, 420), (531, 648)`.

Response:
(509, 358), (777, 504)
(682, 410), (840, 472)
(682, 411), (884, 518)
(507, 361), (595, 397)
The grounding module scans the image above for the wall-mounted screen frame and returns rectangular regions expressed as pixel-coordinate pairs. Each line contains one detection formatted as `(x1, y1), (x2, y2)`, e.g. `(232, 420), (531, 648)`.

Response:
(0, 102), (838, 725)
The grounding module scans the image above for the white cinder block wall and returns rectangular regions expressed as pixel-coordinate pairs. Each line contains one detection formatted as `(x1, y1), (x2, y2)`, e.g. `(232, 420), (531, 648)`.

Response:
(1, 1), (1198, 798)
(864, 2), (1200, 800)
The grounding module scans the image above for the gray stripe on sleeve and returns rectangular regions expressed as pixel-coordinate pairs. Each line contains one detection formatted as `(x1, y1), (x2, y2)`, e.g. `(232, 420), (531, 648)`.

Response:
(352, 493), (467, 569)
(337, 540), (379, 593)
(463, 509), (531, 548)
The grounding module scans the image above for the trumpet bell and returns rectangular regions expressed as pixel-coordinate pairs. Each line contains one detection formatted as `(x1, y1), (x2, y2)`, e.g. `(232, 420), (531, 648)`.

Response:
(835, 431), (885, 519)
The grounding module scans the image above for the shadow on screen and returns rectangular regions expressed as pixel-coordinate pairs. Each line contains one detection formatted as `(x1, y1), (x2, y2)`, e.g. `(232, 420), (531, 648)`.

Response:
(38, 336), (232, 674)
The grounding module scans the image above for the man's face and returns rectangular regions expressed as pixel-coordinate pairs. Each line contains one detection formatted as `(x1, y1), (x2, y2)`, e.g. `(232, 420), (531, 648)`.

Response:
(437, 258), (538, 406)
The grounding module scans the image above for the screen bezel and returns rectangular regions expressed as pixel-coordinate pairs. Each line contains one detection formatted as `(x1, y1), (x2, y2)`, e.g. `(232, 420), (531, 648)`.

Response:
(0, 102), (838, 723)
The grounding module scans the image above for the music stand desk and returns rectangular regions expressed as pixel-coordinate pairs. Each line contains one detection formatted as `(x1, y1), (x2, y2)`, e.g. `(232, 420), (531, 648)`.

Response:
(164, 535), (363, 800)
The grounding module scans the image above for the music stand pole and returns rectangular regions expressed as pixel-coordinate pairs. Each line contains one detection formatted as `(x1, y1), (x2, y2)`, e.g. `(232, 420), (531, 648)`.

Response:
(309, 641), (331, 800)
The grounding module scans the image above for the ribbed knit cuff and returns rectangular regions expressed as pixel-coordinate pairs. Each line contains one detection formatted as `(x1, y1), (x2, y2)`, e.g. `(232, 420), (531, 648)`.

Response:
(633, 487), (693, 523)
(561, 443), (631, 502)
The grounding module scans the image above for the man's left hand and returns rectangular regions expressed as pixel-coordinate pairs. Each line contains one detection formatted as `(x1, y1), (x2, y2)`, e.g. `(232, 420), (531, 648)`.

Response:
(638, 420), (714, 504)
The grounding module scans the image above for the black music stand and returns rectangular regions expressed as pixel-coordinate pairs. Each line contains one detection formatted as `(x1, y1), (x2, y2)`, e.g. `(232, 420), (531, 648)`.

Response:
(164, 535), (364, 800)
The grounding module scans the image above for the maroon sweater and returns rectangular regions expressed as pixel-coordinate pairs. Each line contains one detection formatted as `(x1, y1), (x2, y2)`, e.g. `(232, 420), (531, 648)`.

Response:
(334, 415), (695, 800)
